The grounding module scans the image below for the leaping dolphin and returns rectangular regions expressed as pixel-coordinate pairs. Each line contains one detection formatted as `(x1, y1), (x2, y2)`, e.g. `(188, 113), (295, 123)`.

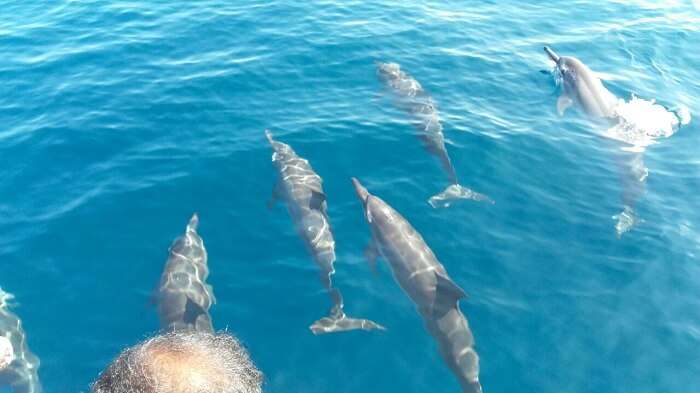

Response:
(376, 62), (493, 208)
(352, 178), (483, 393)
(156, 214), (216, 333)
(266, 130), (384, 334)
(0, 288), (41, 393)
(544, 46), (646, 236)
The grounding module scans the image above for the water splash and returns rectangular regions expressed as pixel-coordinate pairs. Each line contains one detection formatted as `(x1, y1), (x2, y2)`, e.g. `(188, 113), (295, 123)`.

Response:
(0, 290), (15, 370)
(0, 288), (42, 392)
(0, 336), (13, 370)
(604, 96), (687, 152)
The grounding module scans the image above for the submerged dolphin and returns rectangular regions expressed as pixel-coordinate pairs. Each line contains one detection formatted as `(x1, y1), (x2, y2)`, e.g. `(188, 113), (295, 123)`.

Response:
(0, 288), (41, 393)
(376, 62), (492, 208)
(352, 178), (482, 393)
(156, 214), (216, 333)
(544, 46), (646, 236)
(266, 130), (384, 334)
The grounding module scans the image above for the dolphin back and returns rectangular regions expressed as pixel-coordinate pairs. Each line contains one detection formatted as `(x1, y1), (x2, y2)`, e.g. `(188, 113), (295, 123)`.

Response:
(426, 306), (482, 393)
(352, 179), (483, 391)
(267, 143), (384, 336)
(376, 63), (492, 207)
(157, 214), (215, 333)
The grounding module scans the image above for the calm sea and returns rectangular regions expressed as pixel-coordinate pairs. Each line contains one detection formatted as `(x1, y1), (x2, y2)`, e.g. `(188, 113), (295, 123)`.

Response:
(1, 1), (699, 392)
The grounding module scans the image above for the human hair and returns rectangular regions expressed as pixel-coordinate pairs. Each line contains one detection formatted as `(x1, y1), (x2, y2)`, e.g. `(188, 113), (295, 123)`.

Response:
(91, 331), (262, 393)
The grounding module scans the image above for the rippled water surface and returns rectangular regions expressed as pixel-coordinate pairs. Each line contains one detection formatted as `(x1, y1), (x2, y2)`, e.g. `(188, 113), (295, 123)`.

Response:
(1, 1), (699, 392)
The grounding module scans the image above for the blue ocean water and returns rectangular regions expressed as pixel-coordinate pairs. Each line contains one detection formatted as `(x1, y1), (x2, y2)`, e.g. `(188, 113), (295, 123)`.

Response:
(1, 1), (699, 392)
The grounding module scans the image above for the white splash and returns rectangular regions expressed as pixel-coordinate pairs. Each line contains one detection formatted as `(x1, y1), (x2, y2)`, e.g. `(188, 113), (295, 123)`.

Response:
(0, 336), (14, 370)
(0, 289), (16, 370)
(603, 96), (688, 152)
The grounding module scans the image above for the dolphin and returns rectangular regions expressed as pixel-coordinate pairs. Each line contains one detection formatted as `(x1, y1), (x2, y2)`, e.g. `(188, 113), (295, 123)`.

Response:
(266, 130), (384, 335)
(544, 46), (619, 119)
(544, 46), (645, 236)
(0, 288), (41, 393)
(156, 213), (216, 333)
(351, 177), (483, 393)
(376, 62), (492, 208)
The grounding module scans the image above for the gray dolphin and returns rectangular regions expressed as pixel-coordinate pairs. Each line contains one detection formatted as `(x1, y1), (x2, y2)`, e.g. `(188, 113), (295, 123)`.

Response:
(376, 62), (493, 208)
(351, 177), (482, 393)
(544, 46), (619, 119)
(266, 130), (384, 335)
(156, 214), (216, 333)
(545, 46), (645, 236)
(0, 288), (41, 393)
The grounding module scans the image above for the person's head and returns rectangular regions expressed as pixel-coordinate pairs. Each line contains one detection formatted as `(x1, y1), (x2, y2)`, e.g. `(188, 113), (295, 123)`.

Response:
(91, 331), (262, 393)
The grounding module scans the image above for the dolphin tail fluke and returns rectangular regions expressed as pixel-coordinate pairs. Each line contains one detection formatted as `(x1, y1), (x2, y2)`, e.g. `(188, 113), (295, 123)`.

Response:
(309, 314), (386, 335)
(186, 213), (199, 233)
(613, 206), (643, 238)
(428, 184), (494, 209)
(460, 379), (483, 393)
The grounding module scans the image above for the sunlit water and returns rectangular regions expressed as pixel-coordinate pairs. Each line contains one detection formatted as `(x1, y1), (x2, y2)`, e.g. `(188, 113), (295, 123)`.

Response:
(1, 1), (699, 392)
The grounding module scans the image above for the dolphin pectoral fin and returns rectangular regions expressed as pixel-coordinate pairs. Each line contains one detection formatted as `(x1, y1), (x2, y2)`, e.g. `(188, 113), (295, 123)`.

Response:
(364, 241), (379, 275)
(557, 95), (573, 116)
(428, 184), (494, 209)
(309, 315), (386, 335)
(435, 273), (468, 307)
(267, 182), (282, 209)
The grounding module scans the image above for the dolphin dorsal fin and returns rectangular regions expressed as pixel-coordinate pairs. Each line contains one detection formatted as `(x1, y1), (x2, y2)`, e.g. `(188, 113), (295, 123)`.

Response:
(309, 190), (327, 211)
(435, 273), (467, 307)
(183, 297), (207, 326)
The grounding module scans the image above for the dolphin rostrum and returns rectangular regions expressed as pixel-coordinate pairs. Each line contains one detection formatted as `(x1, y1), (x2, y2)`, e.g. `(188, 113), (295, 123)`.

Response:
(156, 213), (216, 333)
(266, 130), (384, 335)
(376, 62), (492, 208)
(544, 46), (646, 236)
(352, 177), (482, 393)
(0, 288), (41, 393)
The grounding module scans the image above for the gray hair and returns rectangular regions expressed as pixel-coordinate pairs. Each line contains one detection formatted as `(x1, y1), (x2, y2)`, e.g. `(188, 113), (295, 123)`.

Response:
(91, 331), (262, 393)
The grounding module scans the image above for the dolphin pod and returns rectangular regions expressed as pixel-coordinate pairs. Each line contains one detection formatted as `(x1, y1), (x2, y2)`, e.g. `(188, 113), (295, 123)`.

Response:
(376, 62), (493, 208)
(0, 288), (41, 393)
(266, 130), (385, 334)
(156, 213), (216, 333)
(544, 46), (648, 236)
(351, 178), (482, 393)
